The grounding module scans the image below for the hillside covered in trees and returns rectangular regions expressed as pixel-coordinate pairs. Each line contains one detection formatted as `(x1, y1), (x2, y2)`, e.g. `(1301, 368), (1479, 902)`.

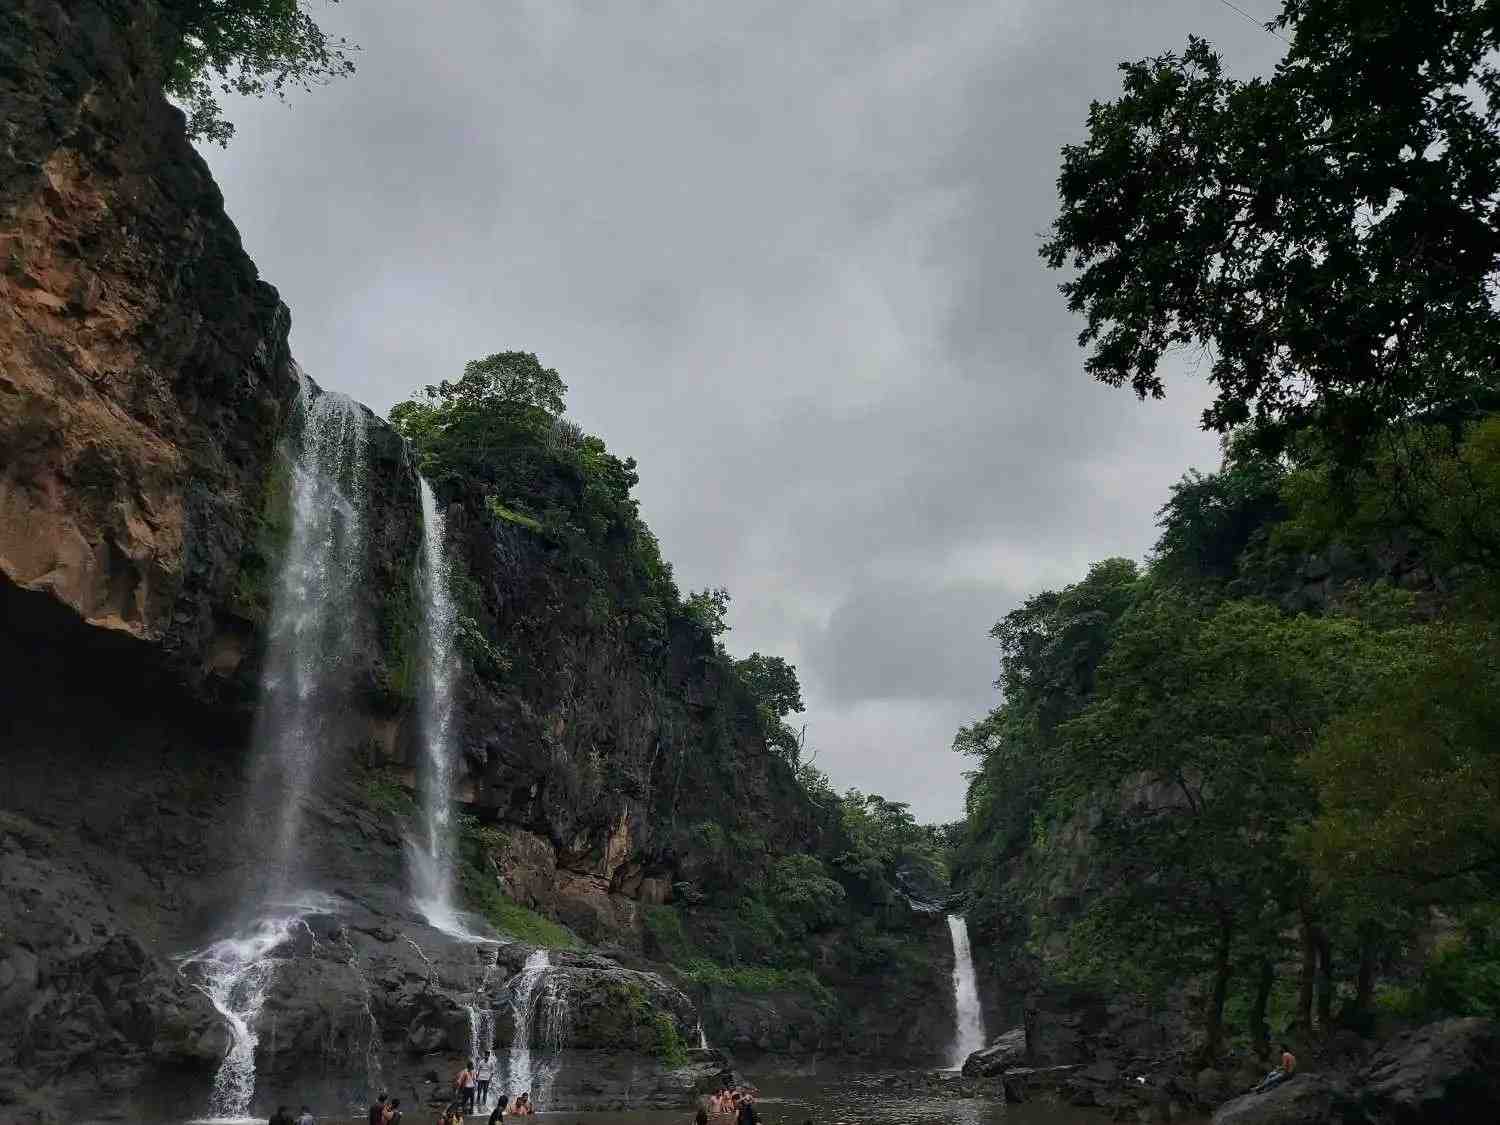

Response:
(952, 0), (1500, 1082)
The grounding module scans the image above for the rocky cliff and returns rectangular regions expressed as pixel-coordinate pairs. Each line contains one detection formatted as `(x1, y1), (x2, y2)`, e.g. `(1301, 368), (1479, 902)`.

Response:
(0, 4), (955, 1121)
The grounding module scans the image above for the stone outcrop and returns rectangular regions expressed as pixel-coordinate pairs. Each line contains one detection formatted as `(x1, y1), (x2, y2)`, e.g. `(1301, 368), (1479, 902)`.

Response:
(0, 0), (296, 702)
(1356, 1017), (1500, 1124)
(1212, 1076), (1356, 1125)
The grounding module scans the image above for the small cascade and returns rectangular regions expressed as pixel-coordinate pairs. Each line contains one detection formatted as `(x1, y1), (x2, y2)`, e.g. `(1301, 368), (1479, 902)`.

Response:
(696, 1021), (709, 1050)
(340, 931), (383, 1093)
(468, 948), (501, 1113)
(408, 477), (463, 932)
(179, 898), (333, 1118)
(502, 950), (551, 1102)
(946, 914), (987, 1069)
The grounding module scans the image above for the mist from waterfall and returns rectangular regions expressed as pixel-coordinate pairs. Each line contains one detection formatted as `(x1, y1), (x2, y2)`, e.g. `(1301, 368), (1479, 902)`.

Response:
(408, 477), (463, 932)
(180, 377), (371, 1118)
(947, 914), (987, 1068)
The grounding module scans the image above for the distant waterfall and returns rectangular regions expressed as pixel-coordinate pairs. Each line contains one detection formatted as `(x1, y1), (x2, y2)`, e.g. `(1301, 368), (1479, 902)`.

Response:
(182, 377), (371, 1118)
(409, 477), (462, 931)
(947, 914), (987, 1068)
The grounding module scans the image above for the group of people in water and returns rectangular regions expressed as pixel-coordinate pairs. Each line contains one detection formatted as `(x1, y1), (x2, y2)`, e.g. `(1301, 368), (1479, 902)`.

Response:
(695, 1085), (762, 1124)
(364, 1067), (533, 1125)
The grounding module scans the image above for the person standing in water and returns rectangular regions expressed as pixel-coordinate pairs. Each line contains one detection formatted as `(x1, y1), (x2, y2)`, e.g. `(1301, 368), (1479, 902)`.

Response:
(368, 1093), (388, 1125)
(475, 1052), (495, 1109)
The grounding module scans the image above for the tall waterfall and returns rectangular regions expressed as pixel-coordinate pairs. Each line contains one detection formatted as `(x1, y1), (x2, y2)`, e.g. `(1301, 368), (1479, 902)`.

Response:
(181, 378), (370, 1118)
(249, 378), (370, 889)
(408, 477), (462, 931)
(946, 914), (987, 1068)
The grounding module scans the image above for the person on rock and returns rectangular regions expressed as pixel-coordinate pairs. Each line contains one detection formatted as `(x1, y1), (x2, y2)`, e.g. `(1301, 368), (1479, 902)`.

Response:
(369, 1093), (388, 1125)
(475, 1052), (494, 1108)
(1252, 1042), (1298, 1093)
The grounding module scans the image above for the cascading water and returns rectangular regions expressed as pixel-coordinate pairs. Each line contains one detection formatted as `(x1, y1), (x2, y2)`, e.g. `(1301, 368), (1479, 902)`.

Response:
(468, 948), (501, 1113)
(503, 950), (553, 1102)
(946, 914), (987, 1069)
(408, 477), (463, 933)
(179, 894), (338, 1119)
(249, 376), (371, 889)
(181, 378), (371, 1118)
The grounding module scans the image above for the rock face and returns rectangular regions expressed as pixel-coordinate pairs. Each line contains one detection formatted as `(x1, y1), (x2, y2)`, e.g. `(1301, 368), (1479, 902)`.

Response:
(961, 1027), (1028, 1076)
(1356, 1017), (1500, 1124)
(0, 0), (296, 701)
(0, 3), (937, 1120)
(1212, 1076), (1355, 1125)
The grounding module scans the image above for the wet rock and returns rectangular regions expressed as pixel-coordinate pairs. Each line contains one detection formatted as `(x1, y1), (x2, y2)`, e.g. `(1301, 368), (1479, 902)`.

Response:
(1356, 1017), (1500, 1124)
(962, 1027), (1028, 1076)
(1212, 1075), (1354, 1125)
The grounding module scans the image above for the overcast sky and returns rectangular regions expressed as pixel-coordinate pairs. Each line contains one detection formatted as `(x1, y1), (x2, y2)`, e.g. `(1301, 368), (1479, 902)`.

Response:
(202, 0), (1287, 822)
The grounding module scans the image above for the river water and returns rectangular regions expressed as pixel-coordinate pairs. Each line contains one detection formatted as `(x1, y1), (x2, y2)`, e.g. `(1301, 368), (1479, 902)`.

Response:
(170, 1072), (1130, 1125)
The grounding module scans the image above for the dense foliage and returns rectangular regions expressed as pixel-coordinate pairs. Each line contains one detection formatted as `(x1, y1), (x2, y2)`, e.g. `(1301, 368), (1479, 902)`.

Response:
(1041, 0), (1500, 462)
(164, 0), (356, 145)
(958, 0), (1500, 1066)
(956, 426), (1500, 1061)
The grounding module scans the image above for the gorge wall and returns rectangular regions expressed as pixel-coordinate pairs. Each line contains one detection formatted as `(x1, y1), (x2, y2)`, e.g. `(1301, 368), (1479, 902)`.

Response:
(0, 3), (956, 1121)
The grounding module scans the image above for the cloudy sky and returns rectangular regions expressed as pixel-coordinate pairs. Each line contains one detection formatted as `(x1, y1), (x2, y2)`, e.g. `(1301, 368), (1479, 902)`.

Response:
(202, 0), (1287, 822)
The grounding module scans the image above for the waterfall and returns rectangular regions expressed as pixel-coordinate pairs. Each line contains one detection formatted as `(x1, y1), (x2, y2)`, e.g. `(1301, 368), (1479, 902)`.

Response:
(946, 914), (987, 1068)
(179, 895), (337, 1118)
(696, 1022), (709, 1050)
(181, 377), (371, 1118)
(249, 376), (370, 890)
(408, 477), (462, 931)
(468, 948), (501, 1113)
(502, 950), (553, 1104)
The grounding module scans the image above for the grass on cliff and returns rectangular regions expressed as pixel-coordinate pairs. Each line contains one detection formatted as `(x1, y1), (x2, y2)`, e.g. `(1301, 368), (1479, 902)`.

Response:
(643, 904), (835, 1009)
(458, 865), (581, 949)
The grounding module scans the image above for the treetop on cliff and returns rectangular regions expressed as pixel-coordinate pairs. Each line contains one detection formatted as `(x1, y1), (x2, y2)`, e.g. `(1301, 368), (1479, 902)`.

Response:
(165, 0), (357, 145)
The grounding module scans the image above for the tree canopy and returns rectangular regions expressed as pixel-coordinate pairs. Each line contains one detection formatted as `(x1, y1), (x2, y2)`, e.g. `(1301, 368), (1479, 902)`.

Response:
(165, 0), (357, 145)
(1041, 0), (1500, 461)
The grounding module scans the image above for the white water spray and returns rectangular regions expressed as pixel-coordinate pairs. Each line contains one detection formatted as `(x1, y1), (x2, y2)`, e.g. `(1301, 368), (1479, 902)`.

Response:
(503, 950), (553, 1103)
(947, 914), (987, 1068)
(409, 477), (463, 932)
(179, 894), (337, 1118)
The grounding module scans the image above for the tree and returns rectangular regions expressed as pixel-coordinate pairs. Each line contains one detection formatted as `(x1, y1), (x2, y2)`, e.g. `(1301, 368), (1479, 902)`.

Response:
(165, 0), (357, 146)
(684, 587), (732, 639)
(735, 653), (805, 762)
(1300, 618), (1500, 903)
(1041, 1), (1500, 461)
(1055, 596), (1379, 1060)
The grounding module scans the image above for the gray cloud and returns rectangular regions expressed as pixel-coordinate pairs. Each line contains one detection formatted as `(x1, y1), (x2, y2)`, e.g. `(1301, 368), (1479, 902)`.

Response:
(202, 0), (1287, 820)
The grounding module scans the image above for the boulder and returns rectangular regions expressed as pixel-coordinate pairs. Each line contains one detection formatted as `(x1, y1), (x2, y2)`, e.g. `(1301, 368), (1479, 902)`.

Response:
(1357, 1017), (1500, 1124)
(1211, 1075), (1354, 1125)
(962, 1027), (1028, 1076)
